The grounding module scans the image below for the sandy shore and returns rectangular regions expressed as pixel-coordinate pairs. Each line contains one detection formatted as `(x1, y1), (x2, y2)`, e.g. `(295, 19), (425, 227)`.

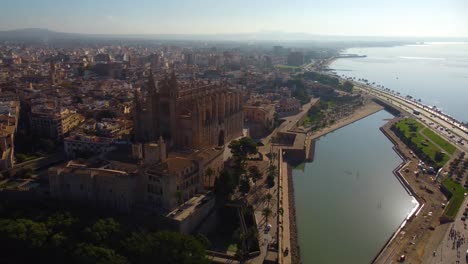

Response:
(309, 100), (384, 141)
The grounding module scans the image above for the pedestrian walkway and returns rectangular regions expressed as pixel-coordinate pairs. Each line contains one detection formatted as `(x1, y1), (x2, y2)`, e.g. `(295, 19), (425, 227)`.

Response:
(279, 148), (292, 264)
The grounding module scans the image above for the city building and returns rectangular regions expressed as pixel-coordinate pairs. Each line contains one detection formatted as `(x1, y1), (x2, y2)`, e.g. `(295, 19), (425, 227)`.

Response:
(0, 100), (19, 170)
(49, 159), (138, 213)
(134, 71), (243, 150)
(287, 51), (304, 66)
(64, 134), (115, 158)
(277, 97), (301, 117)
(243, 103), (276, 138)
(30, 107), (84, 140)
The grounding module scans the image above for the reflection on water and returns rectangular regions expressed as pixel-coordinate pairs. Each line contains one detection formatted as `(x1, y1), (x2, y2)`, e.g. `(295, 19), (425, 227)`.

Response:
(293, 110), (415, 264)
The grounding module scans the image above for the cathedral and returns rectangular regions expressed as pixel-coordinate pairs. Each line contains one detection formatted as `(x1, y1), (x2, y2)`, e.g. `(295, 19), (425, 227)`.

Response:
(133, 71), (244, 150)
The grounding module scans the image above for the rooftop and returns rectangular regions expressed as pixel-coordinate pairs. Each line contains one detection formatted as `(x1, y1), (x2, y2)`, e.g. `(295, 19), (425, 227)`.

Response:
(166, 192), (214, 221)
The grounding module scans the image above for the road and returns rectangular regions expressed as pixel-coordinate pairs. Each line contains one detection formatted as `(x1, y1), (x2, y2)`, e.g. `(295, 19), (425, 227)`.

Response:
(303, 66), (467, 153)
(353, 83), (468, 154)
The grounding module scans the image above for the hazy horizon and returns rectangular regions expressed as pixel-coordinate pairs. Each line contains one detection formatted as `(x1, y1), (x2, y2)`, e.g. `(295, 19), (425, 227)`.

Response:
(1, 0), (468, 38)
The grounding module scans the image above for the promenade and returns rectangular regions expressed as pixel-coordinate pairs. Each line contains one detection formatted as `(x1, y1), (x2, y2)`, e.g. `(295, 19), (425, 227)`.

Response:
(278, 148), (291, 264)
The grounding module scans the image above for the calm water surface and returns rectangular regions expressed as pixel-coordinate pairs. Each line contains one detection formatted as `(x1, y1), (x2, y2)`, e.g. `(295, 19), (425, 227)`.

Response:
(293, 110), (416, 264)
(330, 42), (468, 122)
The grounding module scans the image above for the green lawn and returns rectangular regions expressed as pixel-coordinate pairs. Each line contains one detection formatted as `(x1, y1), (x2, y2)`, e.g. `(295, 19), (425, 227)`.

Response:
(422, 128), (456, 155)
(227, 243), (238, 253)
(395, 119), (450, 167)
(275, 65), (301, 70)
(15, 153), (41, 163)
(442, 177), (466, 218)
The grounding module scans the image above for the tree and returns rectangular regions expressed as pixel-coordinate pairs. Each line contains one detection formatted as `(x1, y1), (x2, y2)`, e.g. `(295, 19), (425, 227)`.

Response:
(341, 81), (354, 93)
(205, 167), (214, 188)
(229, 137), (258, 160)
(214, 170), (236, 201)
(150, 231), (209, 264)
(239, 179), (251, 194)
(46, 211), (77, 232)
(268, 165), (277, 176)
(84, 218), (121, 245)
(262, 208), (272, 224)
(248, 166), (262, 184)
(265, 193), (273, 208)
(195, 233), (212, 249)
(0, 218), (50, 249)
(267, 174), (275, 187)
(120, 232), (154, 264)
(72, 243), (128, 264)
(435, 151), (445, 163)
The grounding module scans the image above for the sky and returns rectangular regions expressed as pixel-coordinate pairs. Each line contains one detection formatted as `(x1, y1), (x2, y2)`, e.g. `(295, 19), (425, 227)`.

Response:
(1, 0), (468, 37)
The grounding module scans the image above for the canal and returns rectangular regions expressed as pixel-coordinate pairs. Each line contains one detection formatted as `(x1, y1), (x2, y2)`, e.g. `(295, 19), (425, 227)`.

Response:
(293, 110), (417, 264)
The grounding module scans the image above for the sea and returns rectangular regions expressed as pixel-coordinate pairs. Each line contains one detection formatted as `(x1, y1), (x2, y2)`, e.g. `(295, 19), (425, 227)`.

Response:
(330, 42), (468, 123)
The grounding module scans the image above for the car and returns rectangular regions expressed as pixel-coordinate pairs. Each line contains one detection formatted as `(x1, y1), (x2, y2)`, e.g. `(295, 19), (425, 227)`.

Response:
(399, 255), (406, 262)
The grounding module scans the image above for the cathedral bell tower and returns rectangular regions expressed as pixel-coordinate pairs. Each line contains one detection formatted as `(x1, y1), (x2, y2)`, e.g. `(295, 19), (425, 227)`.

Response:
(156, 70), (178, 148)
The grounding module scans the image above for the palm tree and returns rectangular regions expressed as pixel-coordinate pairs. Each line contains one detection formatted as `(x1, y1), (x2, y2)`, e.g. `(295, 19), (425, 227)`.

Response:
(268, 165), (277, 178)
(248, 165), (262, 185)
(265, 193), (273, 208)
(262, 207), (272, 224)
(205, 167), (214, 188)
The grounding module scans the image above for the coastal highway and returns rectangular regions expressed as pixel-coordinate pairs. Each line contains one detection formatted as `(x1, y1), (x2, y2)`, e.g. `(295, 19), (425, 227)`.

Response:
(353, 83), (468, 153)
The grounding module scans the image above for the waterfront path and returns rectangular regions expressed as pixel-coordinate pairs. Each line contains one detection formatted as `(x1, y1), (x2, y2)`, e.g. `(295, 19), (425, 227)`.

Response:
(279, 148), (292, 264)
(374, 119), (449, 264)
(425, 197), (468, 264)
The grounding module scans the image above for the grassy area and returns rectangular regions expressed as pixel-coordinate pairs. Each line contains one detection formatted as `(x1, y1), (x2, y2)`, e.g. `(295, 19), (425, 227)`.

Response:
(442, 177), (466, 218)
(422, 128), (456, 155)
(302, 111), (324, 128)
(275, 65), (301, 70)
(395, 118), (449, 167)
(15, 153), (41, 163)
(227, 243), (238, 253)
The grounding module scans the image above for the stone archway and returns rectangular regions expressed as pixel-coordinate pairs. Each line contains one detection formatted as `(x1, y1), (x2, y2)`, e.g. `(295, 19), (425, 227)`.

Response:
(218, 130), (225, 146)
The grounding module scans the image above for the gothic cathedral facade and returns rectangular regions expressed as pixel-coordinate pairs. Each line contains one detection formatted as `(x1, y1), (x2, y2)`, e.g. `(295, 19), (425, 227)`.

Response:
(134, 71), (243, 150)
